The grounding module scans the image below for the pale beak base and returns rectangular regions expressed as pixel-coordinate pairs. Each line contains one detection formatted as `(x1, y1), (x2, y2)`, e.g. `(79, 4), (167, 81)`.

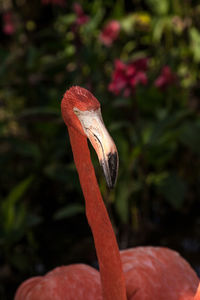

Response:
(73, 107), (119, 189)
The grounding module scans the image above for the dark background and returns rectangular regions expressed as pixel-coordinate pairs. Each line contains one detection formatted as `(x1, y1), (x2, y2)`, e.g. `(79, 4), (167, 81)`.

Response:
(1, 0), (200, 299)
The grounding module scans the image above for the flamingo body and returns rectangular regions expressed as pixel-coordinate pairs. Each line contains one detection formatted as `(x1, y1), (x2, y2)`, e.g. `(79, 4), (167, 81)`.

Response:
(15, 247), (199, 300)
(15, 264), (102, 300)
(121, 247), (199, 300)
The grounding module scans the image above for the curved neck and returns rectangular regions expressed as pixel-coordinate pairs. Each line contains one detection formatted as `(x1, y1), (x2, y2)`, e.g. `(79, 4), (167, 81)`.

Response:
(68, 126), (127, 300)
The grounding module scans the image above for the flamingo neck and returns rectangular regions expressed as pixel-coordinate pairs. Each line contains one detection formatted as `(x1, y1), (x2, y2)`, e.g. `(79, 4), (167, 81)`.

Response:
(68, 125), (127, 300)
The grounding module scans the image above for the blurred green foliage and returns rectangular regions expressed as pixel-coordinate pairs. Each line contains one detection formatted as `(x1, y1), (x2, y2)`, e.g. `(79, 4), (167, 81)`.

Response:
(1, 0), (200, 298)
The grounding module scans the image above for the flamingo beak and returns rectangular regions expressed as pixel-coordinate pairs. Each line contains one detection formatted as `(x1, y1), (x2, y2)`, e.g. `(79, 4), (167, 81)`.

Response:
(73, 107), (119, 189)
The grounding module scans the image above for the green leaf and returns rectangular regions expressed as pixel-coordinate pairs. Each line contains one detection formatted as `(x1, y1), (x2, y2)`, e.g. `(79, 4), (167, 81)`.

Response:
(120, 14), (136, 34)
(17, 107), (60, 121)
(111, 0), (125, 18)
(44, 163), (78, 187)
(1, 176), (33, 233)
(148, 110), (191, 145)
(189, 27), (200, 62)
(178, 121), (200, 154)
(115, 179), (141, 223)
(54, 204), (84, 220)
(3, 176), (33, 207)
(158, 173), (187, 209)
(153, 18), (166, 42)
(146, 0), (169, 15)
(152, 16), (172, 42)
(83, 5), (104, 35)
(13, 140), (40, 158)
(146, 171), (168, 186)
(26, 214), (43, 227)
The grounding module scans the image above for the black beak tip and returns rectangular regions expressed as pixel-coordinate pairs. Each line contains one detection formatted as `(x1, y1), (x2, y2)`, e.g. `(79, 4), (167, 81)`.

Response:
(106, 152), (118, 189)
(100, 152), (118, 189)
(107, 182), (115, 190)
(107, 152), (118, 189)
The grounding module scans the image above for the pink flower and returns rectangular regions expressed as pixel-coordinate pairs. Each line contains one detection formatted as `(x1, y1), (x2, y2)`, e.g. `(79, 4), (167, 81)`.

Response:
(99, 20), (120, 47)
(3, 12), (15, 35)
(109, 58), (148, 97)
(73, 3), (89, 25)
(41, 0), (66, 6)
(155, 66), (176, 89)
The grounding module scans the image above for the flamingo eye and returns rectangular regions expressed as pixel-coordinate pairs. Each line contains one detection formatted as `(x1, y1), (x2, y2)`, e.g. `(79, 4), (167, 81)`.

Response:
(73, 107), (80, 115)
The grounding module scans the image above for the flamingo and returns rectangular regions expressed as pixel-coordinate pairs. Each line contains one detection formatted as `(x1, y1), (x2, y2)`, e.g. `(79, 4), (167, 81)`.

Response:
(15, 86), (200, 300)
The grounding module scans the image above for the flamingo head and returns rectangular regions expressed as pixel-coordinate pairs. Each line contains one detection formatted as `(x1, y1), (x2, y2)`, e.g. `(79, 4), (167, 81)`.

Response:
(61, 86), (118, 188)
